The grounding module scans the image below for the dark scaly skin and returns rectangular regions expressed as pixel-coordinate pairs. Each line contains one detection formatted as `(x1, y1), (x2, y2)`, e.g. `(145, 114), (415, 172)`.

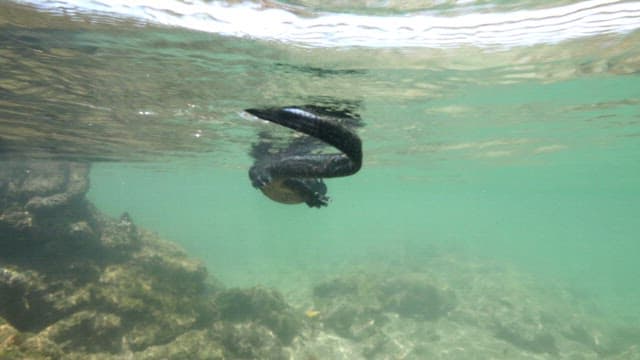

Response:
(246, 107), (362, 208)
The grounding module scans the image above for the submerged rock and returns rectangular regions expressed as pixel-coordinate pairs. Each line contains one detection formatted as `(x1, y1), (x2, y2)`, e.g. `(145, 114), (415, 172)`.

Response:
(493, 322), (558, 354)
(215, 287), (302, 345)
(0, 161), (184, 356)
(40, 310), (123, 353)
(4, 159), (631, 360)
(312, 274), (385, 340)
(0, 317), (63, 360)
(379, 273), (456, 320)
(311, 271), (456, 341)
(1, 160), (95, 252)
(0, 160), (89, 213)
(2, 184), (214, 351)
(132, 321), (290, 360)
(0, 159), (305, 359)
(134, 328), (225, 360)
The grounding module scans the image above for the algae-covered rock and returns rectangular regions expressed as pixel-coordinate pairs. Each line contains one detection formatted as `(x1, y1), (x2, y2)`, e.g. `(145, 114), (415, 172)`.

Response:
(134, 322), (290, 360)
(0, 318), (63, 360)
(0, 266), (58, 331)
(0, 160), (89, 213)
(0, 159), (301, 359)
(0, 320), (21, 355)
(0, 160), (91, 235)
(380, 273), (456, 320)
(134, 328), (225, 360)
(6, 159), (632, 360)
(312, 274), (386, 339)
(322, 302), (384, 340)
(98, 212), (140, 253)
(494, 322), (558, 354)
(40, 310), (123, 353)
(313, 276), (360, 299)
(588, 325), (640, 358)
(212, 321), (290, 359)
(215, 287), (302, 345)
(311, 271), (455, 340)
(1, 209), (216, 354)
(0, 160), (219, 357)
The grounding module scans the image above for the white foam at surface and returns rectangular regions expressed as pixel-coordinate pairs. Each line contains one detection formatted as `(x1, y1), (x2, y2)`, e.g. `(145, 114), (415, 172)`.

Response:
(14, 0), (640, 48)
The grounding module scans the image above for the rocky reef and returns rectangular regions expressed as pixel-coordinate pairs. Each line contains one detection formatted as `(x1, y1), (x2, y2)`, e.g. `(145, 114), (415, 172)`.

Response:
(0, 160), (301, 359)
(1, 159), (638, 359)
(292, 258), (640, 359)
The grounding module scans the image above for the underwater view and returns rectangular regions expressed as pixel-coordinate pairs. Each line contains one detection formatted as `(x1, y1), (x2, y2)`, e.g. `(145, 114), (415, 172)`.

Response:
(1, 0), (640, 358)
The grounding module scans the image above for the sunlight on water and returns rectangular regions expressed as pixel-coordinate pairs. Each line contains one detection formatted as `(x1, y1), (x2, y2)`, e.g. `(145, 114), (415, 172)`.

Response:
(15, 0), (640, 47)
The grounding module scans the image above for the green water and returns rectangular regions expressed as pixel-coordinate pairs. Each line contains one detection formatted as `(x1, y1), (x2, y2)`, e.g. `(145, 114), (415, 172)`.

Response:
(88, 75), (640, 322)
(2, 0), (640, 353)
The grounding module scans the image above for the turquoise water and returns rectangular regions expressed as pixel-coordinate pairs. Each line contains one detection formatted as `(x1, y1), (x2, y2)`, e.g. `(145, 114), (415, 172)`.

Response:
(2, 0), (640, 356)
(88, 76), (640, 319)
(87, 140), (640, 355)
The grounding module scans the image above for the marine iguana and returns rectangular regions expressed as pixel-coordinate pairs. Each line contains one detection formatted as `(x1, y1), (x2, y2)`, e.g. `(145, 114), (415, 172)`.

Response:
(246, 105), (363, 208)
